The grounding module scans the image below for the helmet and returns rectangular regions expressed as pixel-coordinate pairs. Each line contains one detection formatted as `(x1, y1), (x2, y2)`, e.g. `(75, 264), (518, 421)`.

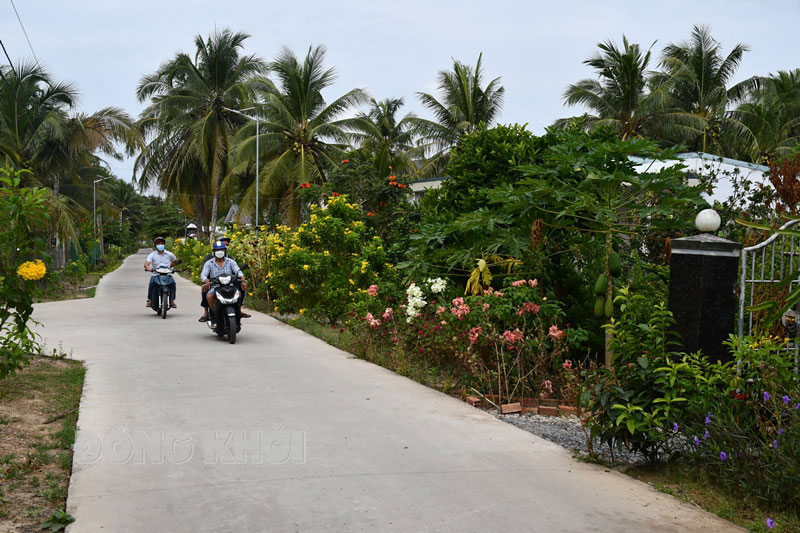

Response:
(219, 235), (231, 243)
(212, 240), (228, 250)
(153, 236), (166, 246)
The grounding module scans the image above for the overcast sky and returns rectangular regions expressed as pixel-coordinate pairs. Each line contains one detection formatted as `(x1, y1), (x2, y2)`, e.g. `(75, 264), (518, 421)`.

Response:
(2, 0), (798, 188)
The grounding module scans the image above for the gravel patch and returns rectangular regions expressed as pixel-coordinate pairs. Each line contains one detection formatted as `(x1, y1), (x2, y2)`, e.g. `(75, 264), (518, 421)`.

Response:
(498, 412), (644, 466)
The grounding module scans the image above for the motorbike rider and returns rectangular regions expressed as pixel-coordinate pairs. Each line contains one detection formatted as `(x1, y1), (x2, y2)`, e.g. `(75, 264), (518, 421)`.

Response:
(144, 236), (178, 308)
(201, 240), (247, 328)
(198, 236), (251, 321)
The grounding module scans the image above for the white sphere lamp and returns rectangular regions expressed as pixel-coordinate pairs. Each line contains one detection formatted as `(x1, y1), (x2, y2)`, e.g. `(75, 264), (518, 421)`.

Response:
(695, 209), (721, 233)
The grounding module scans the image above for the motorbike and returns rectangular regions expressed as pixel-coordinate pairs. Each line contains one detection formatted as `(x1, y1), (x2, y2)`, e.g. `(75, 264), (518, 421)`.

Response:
(207, 268), (246, 344)
(149, 260), (181, 319)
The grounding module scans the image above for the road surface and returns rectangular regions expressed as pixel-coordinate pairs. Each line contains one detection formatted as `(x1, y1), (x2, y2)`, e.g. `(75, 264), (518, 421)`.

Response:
(32, 251), (741, 532)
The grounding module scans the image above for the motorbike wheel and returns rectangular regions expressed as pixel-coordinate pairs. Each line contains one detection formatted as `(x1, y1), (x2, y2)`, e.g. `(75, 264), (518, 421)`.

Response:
(161, 293), (168, 319)
(215, 315), (224, 337)
(227, 315), (236, 344)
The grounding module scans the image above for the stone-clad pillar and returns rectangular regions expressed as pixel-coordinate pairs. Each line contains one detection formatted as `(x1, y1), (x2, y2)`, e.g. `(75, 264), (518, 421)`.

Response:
(668, 232), (742, 363)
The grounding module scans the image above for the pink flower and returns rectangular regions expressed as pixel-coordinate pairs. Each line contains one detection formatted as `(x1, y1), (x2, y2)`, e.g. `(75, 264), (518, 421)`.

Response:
(392, 337), (399, 344)
(436, 306), (446, 316)
(367, 284), (379, 297)
(548, 325), (565, 341)
(516, 302), (540, 316)
(433, 325), (440, 331)
(502, 328), (524, 345)
(529, 279), (538, 288)
(469, 326), (483, 344)
(419, 347), (424, 354)
(381, 307), (393, 320)
(450, 297), (471, 319)
(365, 312), (381, 328)
(562, 359), (573, 369)
(512, 279), (527, 287)
(539, 379), (553, 399)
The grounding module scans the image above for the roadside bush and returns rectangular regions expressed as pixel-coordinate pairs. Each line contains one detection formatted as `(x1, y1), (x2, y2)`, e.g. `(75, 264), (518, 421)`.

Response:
(683, 335), (800, 511)
(173, 238), (211, 283)
(265, 195), (396, 324)
(581, 288), (732, 462)
(346, 276), (587, 402)
(0, 168), (50, 378)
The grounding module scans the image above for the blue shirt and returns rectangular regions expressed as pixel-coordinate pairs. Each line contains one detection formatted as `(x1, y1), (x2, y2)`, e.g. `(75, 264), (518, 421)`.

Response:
(146, 250), (176, 276)
(200, 256), (242, 283)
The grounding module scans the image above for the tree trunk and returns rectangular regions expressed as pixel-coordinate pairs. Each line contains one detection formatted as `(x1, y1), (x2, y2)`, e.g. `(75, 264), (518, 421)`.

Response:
(285, 183), (301, 227)
(604, 230), (615, 368)
(209, 165), (221, 242)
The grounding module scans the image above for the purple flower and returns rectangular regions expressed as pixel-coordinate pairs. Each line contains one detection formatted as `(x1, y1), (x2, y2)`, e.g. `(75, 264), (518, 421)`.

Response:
(672, 422), (679, 432)
(773, 440), (779, 449)
(795, 403), (800, 410)
(693, 436), (700, 446)
(705, 413), (712, 425)
(766, 517), (775, 529)
(783, 395), (791, 405)
(763, 391), (771, 402)
(720, 451), (727, 461)
(704, 429), (710, 440)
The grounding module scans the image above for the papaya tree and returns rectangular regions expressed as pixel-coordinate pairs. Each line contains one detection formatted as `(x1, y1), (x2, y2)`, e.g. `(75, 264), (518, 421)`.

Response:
(489, 128), (706, 366)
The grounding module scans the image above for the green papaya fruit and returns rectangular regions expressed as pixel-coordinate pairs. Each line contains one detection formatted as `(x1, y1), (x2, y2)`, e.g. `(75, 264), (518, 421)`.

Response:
(593, 274), (608, 296)
(594, 296), (604, 318)
(603, 295), (613, 318)
(609, 252), (622, 277)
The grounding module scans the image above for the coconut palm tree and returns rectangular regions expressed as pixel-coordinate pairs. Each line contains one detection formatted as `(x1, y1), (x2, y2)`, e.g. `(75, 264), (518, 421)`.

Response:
(730, 69), (800, 164)
(408, 54), (504, 172)
(347, 97), (421, 174)
(659, 24), (759, 155)
(135, 28), (268, 238)
(230, 45), (367, 227)
(559, 36), (697, 143)
(0, 61), (140, 246)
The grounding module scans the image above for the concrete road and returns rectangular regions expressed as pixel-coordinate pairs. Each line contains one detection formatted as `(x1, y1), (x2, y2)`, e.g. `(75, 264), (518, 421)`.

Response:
(33, 251), (741, 532)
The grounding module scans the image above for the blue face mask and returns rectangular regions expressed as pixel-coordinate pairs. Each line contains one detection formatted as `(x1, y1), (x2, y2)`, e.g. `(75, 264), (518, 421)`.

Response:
(156, 244), (165, 252)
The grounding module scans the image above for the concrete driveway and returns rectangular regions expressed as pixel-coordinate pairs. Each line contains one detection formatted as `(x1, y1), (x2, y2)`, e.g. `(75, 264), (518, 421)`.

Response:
(32, 251), (741, 532)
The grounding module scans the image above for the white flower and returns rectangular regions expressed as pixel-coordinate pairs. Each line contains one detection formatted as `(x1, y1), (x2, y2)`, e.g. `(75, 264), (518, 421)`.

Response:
(405, 282), (427, 322)
(426, 277), (447, 294)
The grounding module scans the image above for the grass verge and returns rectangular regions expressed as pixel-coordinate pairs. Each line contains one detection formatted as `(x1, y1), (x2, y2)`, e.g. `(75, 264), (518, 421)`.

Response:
(627, 462), (798, 532)
(0, 356), (85, 531)
(37, 256), (125, 303)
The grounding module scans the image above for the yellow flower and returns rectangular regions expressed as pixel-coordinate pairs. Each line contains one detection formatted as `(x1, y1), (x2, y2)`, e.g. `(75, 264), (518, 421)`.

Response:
(303, 264), (309, 271)
(299, 308), (306, 315)
(348, 279), (354, 285)
(289, 284), (296, 291)
(248, 292), (253, 296)
(323, 250), (330, 256)
(17, 260), (46, 281)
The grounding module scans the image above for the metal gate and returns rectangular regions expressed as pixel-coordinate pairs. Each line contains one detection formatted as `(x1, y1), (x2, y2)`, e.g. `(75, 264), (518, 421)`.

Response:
(738, 219), (800, 337)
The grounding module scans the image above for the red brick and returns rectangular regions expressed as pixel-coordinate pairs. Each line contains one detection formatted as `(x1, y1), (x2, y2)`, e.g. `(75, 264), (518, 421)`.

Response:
(500, 402), (522, 414)
(559, 406), (578, 416)
(465, 396), (481, 407)
(538, 406), (559, 416)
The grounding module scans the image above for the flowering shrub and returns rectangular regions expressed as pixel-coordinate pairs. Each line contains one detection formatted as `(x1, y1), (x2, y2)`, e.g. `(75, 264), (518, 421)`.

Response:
(0, 168), (50, 378)
(17, 260), (46, 281)
(172, 237), (211, 282)
(682, 335), (800, 511)
(263, 195), (395, 323)
(346, 276), (586, 402)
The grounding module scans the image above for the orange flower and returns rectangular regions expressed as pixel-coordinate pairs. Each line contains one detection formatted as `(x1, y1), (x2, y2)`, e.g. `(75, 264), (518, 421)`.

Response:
(398, 183), (407, 189)
(367, 212), (375, 217)
(331, 192), (341, 197)
(300, 182), (311, 189)
(341, 159), (350, 164)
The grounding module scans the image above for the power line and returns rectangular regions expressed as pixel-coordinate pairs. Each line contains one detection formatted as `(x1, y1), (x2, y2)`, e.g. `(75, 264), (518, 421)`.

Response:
(8, 0), (38, 64)
(0, 39), (17, 79)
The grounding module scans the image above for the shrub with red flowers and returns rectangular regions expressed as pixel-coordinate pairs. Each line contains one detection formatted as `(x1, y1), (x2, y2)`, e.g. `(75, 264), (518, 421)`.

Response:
(346, 275), (587, 403)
